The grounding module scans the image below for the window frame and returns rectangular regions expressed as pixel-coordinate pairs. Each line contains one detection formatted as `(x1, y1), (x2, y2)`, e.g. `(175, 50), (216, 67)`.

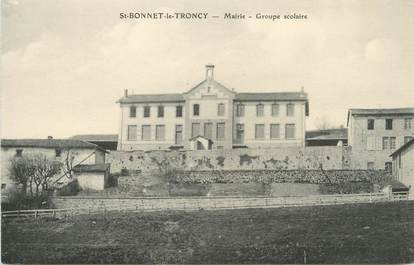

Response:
(367, 119), (375, 130)
(129, 106), (137, 118)
(255, 124), (265, 139)
(216, 122), (226, 140)
(217, 103), (225, 116)
(157, 106), (164, 118)
(176, 105), (183, 117)
(285, 123), (296, 139)
(141, 125), (151, 141)
(193, 104), (200, 116)
(127, 125), (137, 141)
(385, 119), (393, 130)
(271, 103), (279, 117)
(15, 149), (23, 157)
(143, 106), (151, 118)
(256, 104), (264, 117)
(286, 103), (295, 117)
(155, 125), (165, 141)
(236, 104), (245, 117)
(270, 124), (280, 139)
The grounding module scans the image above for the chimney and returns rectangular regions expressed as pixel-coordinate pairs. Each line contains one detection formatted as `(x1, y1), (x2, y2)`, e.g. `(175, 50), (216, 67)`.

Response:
(205, 64), (215, 80)
(124, 89), (128, 98)
(47, 136), (53, 139)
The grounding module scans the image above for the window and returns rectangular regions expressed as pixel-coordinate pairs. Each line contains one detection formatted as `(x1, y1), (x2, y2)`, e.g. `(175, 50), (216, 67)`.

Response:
(143, 106), (151, 118)
(129, 106), (136, 118)
(127, 125), (137, 141)
(390, 137), (396, 149)
(236, 104), (245, 117)
(217, 103), (225, 116)
(382, 136), (396, 149)
(367, 119), (374, 130)
(15, 149), (23, 157)
(235, 124), (244, 143)
(157, 106), (164, 118)
(176, 106), (183, 117)
(192, 123), (200, 137)
(55, 149), (62, 157)
(287, 103), (295, 116)
(1, 184), (6, 190)
(141, 125), (151, 141)
(385, 162), (392, 172)
(382, 137), (389, 150)
(155, 125), (165, 141)
(404, 136), (414, 144)
(405, 118), (412, 129)
(175, 125), (183, 145)
(193, 104), (200, 116)
(367, 162), (375, 170)
(385, 119), (393, 130)
(204, 122), (213, 139)
(256, 104), (264, 117)
(255, 124), (265, 139)
(271, 104), (279, 116)
(216, 123), (225, 140)
(285, 124), (296, 139)
(270, 124), (280, 139)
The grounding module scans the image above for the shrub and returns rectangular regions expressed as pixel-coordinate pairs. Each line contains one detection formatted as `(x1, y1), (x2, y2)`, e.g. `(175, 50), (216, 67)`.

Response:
(56, 179), (81, 196)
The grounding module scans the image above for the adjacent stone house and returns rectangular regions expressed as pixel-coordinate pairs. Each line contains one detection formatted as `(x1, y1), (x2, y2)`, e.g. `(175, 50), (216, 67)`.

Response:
(117, 64), (309, 151)
(347, 108), (414, 170)
(1, 138), (107, 191)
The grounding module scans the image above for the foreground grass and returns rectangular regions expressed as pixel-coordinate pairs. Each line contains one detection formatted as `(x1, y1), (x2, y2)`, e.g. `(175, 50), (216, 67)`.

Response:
(2, 201), (414, 264)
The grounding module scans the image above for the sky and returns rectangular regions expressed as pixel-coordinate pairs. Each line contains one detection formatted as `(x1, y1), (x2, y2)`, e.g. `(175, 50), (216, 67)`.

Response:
(1, 0), (414, 139)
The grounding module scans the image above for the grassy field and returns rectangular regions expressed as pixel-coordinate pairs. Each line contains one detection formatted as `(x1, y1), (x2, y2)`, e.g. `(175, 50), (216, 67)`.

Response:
(2, 201), (414, 264)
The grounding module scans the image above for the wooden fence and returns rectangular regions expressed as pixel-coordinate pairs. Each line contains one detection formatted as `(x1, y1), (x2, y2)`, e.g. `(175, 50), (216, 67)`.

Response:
(1, 191), (409, 219)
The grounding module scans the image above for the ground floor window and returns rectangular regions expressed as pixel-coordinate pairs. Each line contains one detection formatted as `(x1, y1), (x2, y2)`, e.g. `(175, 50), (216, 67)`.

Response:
(127, 125), (137, 141)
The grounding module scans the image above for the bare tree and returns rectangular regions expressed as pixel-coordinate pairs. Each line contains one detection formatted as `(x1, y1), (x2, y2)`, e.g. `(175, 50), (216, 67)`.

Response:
(9, 156), (35, 195)
(61, 148), (77, 179)
(30, 154), (62, 197)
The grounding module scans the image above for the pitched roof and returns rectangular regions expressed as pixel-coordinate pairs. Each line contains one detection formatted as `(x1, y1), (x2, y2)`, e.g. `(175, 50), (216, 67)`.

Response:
(234, 92), (308, 101)
(390, 138), (414, 157)
(73, 163), (110, 172)
(306, 128), (348, 141)
(117, 93), (184, 104)
(347, 107), (414, 126)
(349, 108), (414, 115)
(70, 134), (118, 142)
(1, 139), (100, 150)
(117, 91), (308, 104)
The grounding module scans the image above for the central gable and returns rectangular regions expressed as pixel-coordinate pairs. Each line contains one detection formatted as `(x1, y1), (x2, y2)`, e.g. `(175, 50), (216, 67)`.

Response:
(183, 79), (236, 100)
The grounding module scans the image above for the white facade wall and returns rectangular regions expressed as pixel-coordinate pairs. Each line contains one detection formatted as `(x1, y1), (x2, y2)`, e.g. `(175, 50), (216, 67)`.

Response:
(76, 172), (106, 191)
(1, 147), (99, 188)
(118, 102), (185, 150)
(394, 144), (414, 189)
(348, 114), (414, 169)
(234, 101), (306, 148)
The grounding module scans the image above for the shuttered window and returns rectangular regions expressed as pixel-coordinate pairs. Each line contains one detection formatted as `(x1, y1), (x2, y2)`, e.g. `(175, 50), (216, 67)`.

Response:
(142, 125), (151, 141)
(127, 125), (137, 141)
(155, 125), (165, 141)
(270, 124), (280, 139)
(255, 124), (265, 139)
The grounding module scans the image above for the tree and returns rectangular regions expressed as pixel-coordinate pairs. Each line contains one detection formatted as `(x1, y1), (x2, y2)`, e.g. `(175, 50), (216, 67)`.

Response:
(9, 156), (35, 195)
(9, 153), (62, 198)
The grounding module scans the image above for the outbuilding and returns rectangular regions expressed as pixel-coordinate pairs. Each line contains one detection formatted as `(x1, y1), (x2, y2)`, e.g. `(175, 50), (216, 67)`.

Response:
(390, 138), (414, 191)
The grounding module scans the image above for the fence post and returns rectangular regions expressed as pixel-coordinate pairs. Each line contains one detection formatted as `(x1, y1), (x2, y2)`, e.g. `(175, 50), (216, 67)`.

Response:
(34, 210), (38, 219)
(52, 210), (56, 218)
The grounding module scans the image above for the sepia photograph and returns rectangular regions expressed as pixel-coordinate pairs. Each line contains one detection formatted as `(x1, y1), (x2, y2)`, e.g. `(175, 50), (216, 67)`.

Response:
(1, 0), (414, 264)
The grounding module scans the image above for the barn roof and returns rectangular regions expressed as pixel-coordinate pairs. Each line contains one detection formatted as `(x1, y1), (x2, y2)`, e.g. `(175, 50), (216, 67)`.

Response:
(70, 134), (118, 142)
(1, 139), (100, 150)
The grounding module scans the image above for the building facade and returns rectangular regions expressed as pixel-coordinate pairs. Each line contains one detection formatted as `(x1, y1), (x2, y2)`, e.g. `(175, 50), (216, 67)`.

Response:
(390, 138), (414, 190)
(347, 108), (414, 170)
(1, 138), (107, 191)
(117, 65), (309, 151)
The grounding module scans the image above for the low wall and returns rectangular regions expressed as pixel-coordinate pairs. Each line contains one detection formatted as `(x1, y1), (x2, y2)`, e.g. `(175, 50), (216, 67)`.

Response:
(106, 146), (351, 174)
(116, 170), (391, 196)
